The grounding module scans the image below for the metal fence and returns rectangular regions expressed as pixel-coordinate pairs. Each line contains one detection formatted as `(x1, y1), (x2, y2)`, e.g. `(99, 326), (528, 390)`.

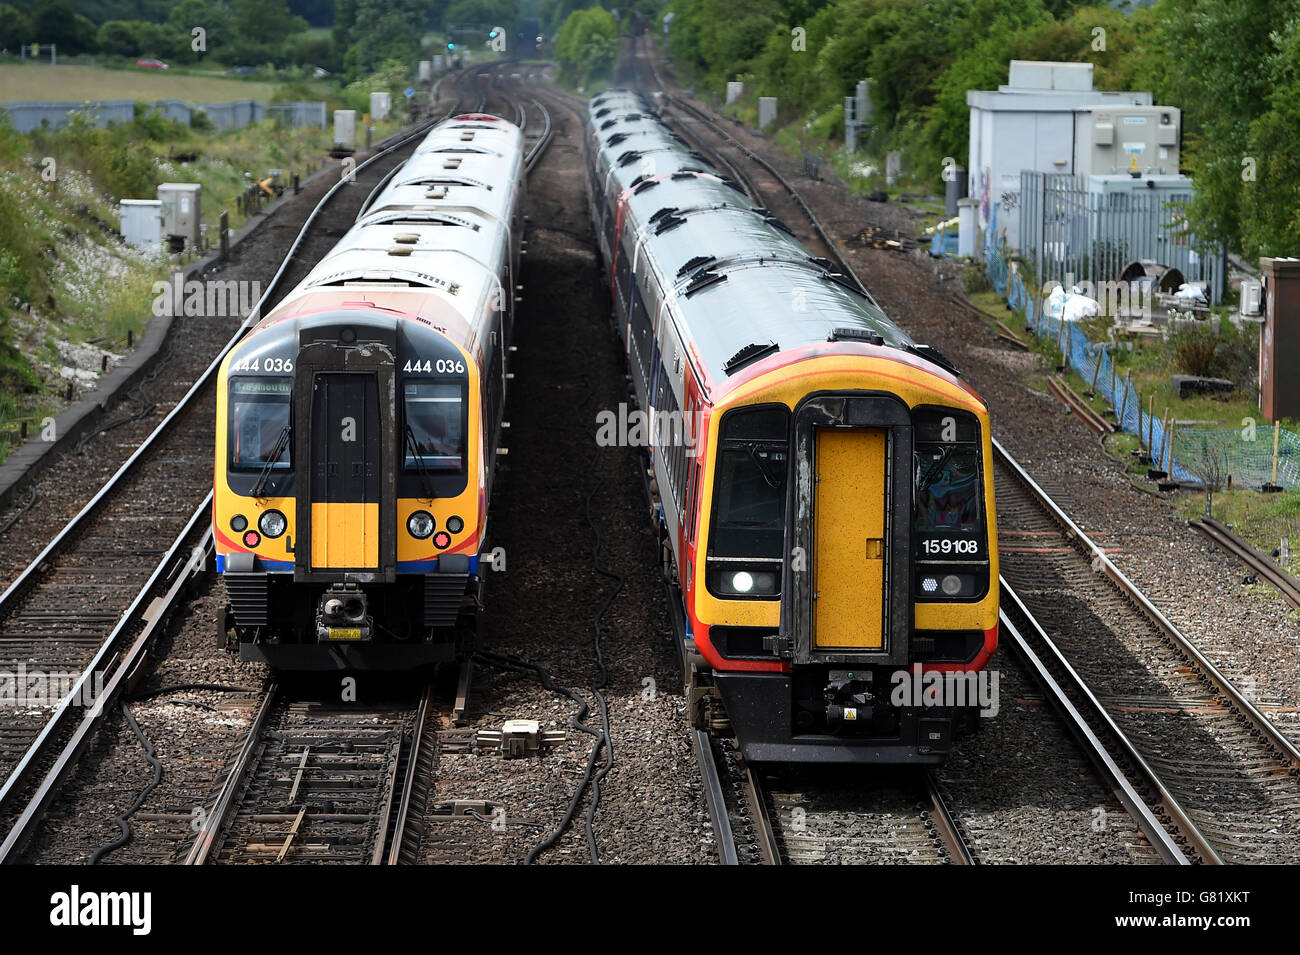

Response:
(1018, 171), (1224, 304)
(0, 98), (326, 133)
(982, 208), (1298, 489)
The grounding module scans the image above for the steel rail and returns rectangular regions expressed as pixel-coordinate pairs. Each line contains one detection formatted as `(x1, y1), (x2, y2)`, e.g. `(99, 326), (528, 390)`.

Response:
(999, 580), (1206, 864)
(923, 772), (975, 865)
(1189, 516), (1300, 610)
(0, 108), (456, 861)
(183, 682), (279, 865)
(694, 730), (739, 865)
(739, 761), (780, 865)
(994, 437), (1300, 770)
(0, 494), (215, 861)
(385, 681), (437, 865)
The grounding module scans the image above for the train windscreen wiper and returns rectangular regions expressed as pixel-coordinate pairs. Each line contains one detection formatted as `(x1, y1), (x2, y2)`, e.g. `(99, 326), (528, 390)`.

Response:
(405, 424), (436, 501)
(251, 427), (290, 498)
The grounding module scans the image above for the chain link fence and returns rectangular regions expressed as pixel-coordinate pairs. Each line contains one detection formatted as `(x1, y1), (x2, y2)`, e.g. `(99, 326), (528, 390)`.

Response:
(979, 204), (1297, 489)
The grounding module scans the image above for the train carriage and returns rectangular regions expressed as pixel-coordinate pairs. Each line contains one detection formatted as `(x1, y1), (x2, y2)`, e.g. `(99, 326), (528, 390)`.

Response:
(586, 91), (999, 763)
(213, 113), (524, 669)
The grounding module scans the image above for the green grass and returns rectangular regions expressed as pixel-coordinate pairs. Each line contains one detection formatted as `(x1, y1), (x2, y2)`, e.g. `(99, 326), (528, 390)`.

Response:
(0, 63), (281, 103)
(1177, 486), (1300, 578)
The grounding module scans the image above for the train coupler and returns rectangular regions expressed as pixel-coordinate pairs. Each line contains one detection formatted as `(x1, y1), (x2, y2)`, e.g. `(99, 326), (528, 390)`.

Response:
(315, 583), (373, 643)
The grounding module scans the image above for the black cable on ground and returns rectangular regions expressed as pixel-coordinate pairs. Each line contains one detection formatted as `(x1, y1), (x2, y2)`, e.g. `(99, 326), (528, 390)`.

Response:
(0, 487), (38, 534)
(88, 701), (163, 864)
(579, 446), (622, 863)
(471, 648), (608, 863)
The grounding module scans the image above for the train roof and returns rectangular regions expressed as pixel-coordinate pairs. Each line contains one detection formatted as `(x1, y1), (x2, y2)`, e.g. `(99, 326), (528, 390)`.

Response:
(587, 95), (960, 393)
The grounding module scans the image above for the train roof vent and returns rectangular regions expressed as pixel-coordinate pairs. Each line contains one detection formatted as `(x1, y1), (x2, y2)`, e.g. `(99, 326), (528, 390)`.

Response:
(607, 132), (629, 146)
(600, 119), (618, 130)
(383, 216), (478, 231)
(677, 255), (715, 277)
(618, 150), (643, 167)
(393, 233), (419, 244)
(723, 340), (778, 375)
(443, 158), (462, 169)
(807, 256), (834, 270)
(624, 112), (642, 120)
(386, 246), (414, 256)
(654, 212), (687, 235)
(459, 131), (475, 141)
(649, 206), (678, 223)
(684, 270), (727, 297)
(719, 177), (746, 195)
(759, 212), (795, 236)
(828, 326), (884, 345)
(906, 343), (959, 376)
(596, 107), (611, 118)
(631, 176), (659, 193)
(671, 170), (701, 180)
(425, 187), (448, 199)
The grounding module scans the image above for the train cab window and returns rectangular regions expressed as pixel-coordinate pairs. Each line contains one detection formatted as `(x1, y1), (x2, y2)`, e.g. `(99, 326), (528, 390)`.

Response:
(706, 404), (789, 598)
(404, 381), (466, 472)
(230, 377), (291, 469)
(912, 408), (982, 535)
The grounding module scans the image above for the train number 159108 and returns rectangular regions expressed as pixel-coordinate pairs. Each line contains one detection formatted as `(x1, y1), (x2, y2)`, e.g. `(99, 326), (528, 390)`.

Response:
(921, 538), (979, 556)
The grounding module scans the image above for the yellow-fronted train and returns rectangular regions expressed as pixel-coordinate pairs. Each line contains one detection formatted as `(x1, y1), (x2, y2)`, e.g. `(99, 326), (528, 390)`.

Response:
(586, 90), (999, 762)
(213, 113), (524, 669)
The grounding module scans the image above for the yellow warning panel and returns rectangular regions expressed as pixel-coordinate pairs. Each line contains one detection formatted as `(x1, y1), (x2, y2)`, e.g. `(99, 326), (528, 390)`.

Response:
(814, 427), (887, 648)
(311, 502), (379, 569)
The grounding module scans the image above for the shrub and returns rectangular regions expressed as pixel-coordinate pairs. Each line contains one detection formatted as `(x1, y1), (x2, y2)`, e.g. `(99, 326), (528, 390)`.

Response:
(1167, 320), (1223, 378)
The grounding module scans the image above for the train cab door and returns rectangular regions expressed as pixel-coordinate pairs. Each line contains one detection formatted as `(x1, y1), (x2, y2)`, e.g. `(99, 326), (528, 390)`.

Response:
(308, 372), (380, 571)
(813, 427), (887, 650)
(789, 395), (912, 667)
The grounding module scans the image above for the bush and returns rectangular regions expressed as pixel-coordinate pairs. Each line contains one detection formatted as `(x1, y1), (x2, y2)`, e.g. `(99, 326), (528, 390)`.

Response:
(963, 266), (991, 295)
(1167, 320), (1224, 379)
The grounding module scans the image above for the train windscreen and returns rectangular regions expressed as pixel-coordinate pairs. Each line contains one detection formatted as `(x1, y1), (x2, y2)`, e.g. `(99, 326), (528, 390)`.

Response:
(230, 377), (291, 469)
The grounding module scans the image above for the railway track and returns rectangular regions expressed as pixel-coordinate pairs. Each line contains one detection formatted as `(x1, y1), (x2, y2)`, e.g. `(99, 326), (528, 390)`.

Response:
(1189, 516), (1300, 610)
(0, 85), (473, 862)
(20, 68), (559, 866)
(994, 440), (1300, 863)
(183, 676), (453, 864)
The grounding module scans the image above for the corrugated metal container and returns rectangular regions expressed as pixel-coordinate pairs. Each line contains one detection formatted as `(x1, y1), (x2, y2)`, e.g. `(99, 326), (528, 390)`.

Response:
(120, 199), (162, 253)
(334, 109), (357, 147)
(156, 183), (201, 251)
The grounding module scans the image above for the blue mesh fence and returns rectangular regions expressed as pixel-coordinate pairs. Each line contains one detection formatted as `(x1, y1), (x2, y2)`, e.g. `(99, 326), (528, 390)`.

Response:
(978, 202), (1298, 490)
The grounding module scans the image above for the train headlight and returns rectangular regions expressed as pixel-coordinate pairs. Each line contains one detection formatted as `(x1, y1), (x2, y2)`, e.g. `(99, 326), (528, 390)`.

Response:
(916, 570), (985, 600)
(407, 510), (435, 539)
(258, 509), (287, 538)
(709, 566), (780, 597)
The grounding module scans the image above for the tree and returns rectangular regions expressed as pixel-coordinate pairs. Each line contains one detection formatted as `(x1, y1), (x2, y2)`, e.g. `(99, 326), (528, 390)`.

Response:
(95, 19), (142, 56)
(1156, 0), (1296, 250)
(0, 3), (33, 51)
(554, 5), (617, 86)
